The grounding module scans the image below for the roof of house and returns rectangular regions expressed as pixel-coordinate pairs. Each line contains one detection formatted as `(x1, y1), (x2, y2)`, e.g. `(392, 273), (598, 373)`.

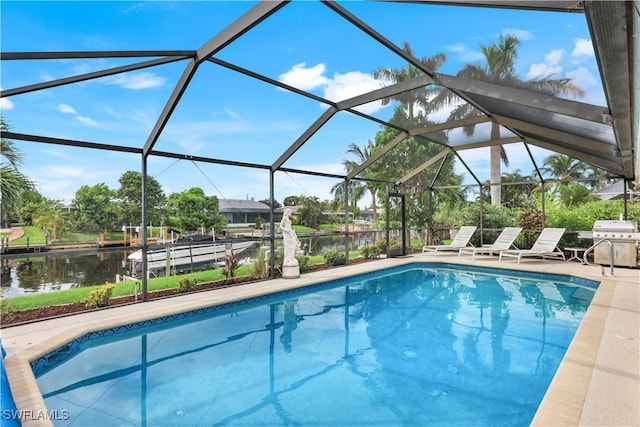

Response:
(218, 199), (270, 213)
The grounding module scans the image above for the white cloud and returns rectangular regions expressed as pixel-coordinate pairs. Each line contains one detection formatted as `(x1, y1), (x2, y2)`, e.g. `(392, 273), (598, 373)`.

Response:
(57, 103), (77, 114)
(108, 72), (166, 90)
(571, 38), (594, 61)
(527, 49), (564, 79)
(545, 49), (564, 66)
(503, 28), (534, 41)
(39, 71), (55, 82)
(324, 71), (383, 113)
(0, 97), (14, 110)
(566, 66), (598, 90)
(279, 63), (386, 114)
(443, 43), (484, 62)
(75, 116), (100, 127)
(279, 62), (329, 91)
(224, 107), (239, 119)
(527, 62), (563, 79)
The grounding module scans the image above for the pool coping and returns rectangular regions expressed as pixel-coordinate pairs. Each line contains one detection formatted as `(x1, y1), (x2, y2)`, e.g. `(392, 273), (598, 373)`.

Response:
(1, 255), (638, 427)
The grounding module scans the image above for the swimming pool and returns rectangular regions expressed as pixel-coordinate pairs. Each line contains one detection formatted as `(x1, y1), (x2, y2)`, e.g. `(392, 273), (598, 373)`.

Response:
(32, 263), (597, 426)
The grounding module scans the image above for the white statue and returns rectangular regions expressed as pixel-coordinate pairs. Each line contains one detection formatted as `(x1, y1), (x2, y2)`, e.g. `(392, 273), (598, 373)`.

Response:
(280, 208), (299, 268)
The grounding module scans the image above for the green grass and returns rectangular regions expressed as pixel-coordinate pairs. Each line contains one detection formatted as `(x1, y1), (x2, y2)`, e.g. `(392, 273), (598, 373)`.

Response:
(10, 226), (46, 245)
(319, 224), (341, 231)
(2, 267), (247, 312)
(0, 252), (368, 314)
(292, 225), (316, 233)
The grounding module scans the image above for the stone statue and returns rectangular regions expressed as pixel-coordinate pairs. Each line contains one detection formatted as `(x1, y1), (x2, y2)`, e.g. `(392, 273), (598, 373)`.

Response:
(280, 208), (300, 278)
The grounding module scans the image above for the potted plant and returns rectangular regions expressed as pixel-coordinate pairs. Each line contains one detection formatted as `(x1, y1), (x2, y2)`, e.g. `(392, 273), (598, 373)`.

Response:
(388, 239), (403, 257)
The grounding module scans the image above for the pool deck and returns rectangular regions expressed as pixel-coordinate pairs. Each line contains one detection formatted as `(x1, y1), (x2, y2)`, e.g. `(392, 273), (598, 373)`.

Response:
(1, 254), (638, 427)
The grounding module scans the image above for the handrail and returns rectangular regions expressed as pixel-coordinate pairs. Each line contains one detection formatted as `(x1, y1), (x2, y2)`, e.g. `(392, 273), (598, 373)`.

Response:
(583, 239), (614, 276)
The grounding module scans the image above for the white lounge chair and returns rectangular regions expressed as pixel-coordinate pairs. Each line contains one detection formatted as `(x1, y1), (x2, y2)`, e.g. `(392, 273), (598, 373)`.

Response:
(499, 228), (566, 264)
(458, 227), (522, 260)
(422, 226), (477, 255)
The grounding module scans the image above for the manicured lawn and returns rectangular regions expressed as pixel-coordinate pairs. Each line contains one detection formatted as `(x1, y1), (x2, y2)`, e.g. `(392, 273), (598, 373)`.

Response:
(0, 250), (368, 314)
(9, 226), (46, 245)
(2, 267), (238, 312)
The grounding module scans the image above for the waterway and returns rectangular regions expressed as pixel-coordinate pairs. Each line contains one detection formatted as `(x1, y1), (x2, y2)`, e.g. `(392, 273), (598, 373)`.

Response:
(0, 232), (384, 298)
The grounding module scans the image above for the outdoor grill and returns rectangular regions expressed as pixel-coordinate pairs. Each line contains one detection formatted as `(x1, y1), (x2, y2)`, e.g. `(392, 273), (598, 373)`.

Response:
(592, 220), (640, 267)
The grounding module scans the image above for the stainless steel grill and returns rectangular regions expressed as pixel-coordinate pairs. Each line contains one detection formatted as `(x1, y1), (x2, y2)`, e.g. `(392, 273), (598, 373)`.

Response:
(592, 220), (639, 267)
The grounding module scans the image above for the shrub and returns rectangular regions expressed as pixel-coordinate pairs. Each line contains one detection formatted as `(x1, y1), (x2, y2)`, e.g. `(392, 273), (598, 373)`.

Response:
(388, 239), (402, 250)
(428, 221), (450, 245)
(359, 244), (381, 259)
(459, 202), (516, 246)
(518, 208), (545, 248)
(323, 250), (346, 267)
(0, 299), (16, 323)
(249, 248), (268, 279)
(222, 250), (240, 281)
(177, 277), (195, 293)
(84, 283), (115, 309)
(295, 255), (310, 272)
(375, 239), (388, 252)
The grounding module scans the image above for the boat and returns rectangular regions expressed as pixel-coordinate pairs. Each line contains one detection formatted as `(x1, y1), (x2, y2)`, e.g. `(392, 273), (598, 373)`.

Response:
(127, 240), (259, 278)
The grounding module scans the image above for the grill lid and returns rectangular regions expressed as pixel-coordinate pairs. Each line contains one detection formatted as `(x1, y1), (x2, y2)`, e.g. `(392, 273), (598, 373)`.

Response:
(592, 219), (637, 232)
(592, 220), (639, 240)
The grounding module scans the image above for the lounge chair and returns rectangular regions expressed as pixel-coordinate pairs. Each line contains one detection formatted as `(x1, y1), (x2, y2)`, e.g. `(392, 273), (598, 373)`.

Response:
(458, 227), (522, 260)
(422, 226), (477, 255)
(499, 228), (566, 264)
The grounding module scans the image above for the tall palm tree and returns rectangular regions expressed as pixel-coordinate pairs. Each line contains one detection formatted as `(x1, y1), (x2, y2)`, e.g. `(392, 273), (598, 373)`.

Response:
(540, 153), (586, 181)
(1, 115), (35, 222)
(432, 33), (584, 205)
(374, 41), (446, 122)
(344, 141), (380, 223)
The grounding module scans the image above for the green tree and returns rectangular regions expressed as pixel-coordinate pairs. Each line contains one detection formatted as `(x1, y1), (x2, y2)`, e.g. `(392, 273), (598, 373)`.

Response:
(330, 179), (365, 215)
(501, 169), (536, 208)
(18, 190), (47, 225)
(296, 195), (323, 229)
(33, 199), (71, 240)
(370, 125), (465, 229)
(73, 183), (118, 232)
(283, 195), (303, 206)
(333, 140), (380, 223)
(540, 153), (586, 181)
(259, 198), (281, 209)
(374, 42), (446, 122)
(165, 187), (225, 231)
(0, 116), (36, 222)
(117, 170), (165, 226)
(558, 183), (598, 207)
(432, 33), (584, 206)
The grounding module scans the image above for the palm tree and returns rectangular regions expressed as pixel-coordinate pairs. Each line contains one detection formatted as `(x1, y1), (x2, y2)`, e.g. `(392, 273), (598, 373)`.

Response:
(501, 169), (536, 208)
(432, 33), (584, 206)
(345, 141), (380, 222)
(374, 41), (446, 122)
(540, 153), (586, 181)
(1, 115), (35, 222)
(330, 178), (365, 214)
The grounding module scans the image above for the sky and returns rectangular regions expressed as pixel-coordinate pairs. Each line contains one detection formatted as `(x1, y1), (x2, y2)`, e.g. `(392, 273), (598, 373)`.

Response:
(0, 1), (606, 208)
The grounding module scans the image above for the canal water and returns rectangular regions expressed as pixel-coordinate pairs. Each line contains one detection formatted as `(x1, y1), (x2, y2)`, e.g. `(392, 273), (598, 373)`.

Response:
(1, 233), (384, 298)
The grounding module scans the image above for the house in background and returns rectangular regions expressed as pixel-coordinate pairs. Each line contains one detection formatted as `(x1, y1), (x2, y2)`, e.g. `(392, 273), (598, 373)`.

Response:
(596, 181), (639, 201)
(59, 200), (77, 213)
(219, 199), (270, 227)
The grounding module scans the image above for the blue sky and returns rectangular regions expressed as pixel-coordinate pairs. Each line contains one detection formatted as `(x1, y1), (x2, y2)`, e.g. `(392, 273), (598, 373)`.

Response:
(1, 1), (605, 207)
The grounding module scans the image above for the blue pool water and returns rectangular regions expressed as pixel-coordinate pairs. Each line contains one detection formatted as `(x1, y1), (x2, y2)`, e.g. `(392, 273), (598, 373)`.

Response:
(32, 263), (597, 426)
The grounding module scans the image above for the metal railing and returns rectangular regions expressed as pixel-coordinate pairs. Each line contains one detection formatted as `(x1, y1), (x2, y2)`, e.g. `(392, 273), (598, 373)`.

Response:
(582, 239), (615, 276)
